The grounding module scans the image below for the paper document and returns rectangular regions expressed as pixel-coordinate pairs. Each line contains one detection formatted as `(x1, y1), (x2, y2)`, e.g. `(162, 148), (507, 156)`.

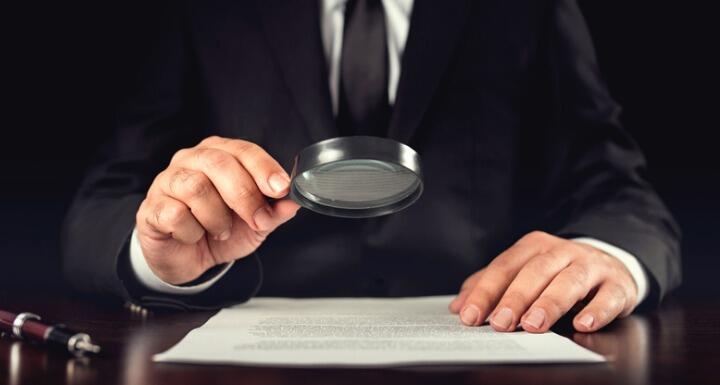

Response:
(154, 296), (604, 366)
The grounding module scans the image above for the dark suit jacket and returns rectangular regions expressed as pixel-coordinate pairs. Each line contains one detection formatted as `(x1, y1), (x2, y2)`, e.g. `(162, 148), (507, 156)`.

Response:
(61, 0), (681, 310)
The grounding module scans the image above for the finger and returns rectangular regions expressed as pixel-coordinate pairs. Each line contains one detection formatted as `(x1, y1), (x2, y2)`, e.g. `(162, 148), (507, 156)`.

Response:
(460, 269), (484, 291)
(139, 196), (204, 244)
(573, 282), (629, 332)
(156, 168), (233, 240)
(449, 269), (484, 313)
(459, 237), (548, 326)
(489, 246), (578, 332)
(199, 137), (290, 198)
(521, 262), (603, 333)
(449, 289), (470, 314)
(456, 231), (564, 325)
(172, 147), (269, 231)
(254, 199), (302, 235)
(272, 199), (302, 224)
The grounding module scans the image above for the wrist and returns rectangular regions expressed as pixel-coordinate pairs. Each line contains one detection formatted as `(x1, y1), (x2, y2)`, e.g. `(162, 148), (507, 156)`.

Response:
(129, 228), (234, 295)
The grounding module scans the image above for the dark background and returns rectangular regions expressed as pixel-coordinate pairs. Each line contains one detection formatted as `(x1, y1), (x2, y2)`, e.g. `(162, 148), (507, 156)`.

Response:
(2, 1), (718, 299)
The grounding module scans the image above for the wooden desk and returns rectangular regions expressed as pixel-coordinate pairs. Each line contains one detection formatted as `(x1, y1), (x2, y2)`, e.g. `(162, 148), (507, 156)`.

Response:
(0, 290), (716, 385)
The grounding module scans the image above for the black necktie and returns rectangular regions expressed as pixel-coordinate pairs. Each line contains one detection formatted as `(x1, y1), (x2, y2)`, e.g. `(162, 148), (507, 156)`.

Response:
(337, 0), (390, 137)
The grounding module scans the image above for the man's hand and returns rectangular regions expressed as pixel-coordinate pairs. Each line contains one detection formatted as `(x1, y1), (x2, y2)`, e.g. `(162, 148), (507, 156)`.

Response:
(449, 231), (638, 333)
(135, 136), (301, 285)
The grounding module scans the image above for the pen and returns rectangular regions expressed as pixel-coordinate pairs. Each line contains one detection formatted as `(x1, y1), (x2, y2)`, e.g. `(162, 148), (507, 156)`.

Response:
(0, 310), (101, 356)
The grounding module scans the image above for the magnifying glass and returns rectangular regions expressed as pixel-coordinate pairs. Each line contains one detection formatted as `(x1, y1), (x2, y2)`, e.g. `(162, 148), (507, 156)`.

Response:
(289, 136), (423, 218)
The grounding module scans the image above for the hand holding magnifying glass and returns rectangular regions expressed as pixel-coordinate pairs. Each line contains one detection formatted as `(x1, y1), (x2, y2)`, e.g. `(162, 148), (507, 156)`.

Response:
(133, 135), (422, 285)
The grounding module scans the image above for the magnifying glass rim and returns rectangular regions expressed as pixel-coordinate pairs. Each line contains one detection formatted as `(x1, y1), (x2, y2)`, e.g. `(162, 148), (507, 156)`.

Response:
(289, 136), (424, 218)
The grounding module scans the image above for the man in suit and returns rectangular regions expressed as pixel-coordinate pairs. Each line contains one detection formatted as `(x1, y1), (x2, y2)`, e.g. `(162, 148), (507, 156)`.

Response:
(62, 0), (681, 333)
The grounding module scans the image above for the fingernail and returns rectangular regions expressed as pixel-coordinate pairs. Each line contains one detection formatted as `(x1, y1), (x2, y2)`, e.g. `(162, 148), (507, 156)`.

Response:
(268, 173), (290, 193)
(218, 230), (231, 241)
(578, 313), (594, 329)
(523, 308), (546, 329)
(492, 307), (514, 330)
(460, 305), (480, 326)
(253, 206), (273, 230)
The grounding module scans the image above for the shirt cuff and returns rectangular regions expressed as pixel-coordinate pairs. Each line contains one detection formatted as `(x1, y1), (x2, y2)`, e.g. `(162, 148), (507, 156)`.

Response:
(571, 237), (649, 306)
(129, 227), (234, 295)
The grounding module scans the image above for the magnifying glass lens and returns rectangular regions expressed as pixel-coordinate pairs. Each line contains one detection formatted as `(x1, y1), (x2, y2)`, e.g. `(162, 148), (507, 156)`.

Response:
(289, 136), (423, 218)
(294, 159), (420, 209)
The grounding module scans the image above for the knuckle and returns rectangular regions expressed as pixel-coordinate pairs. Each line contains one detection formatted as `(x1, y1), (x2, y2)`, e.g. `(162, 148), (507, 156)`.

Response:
(598, 285), (630, 318)
(234, 184), (255, 201)
(592, 301), (618, 321)
(484, 263), (513, 284)
(574, 242), (604, 259)
(564, 264), (591, 289)
(606, 282), (626, 299)
(501, 291), (528, 308)
(598, 252), (618, 272)
(527, 253), (556, 274)
(467, 286), (495, 308)
(200, 135), (224, 146)
(231, 139), (258, 155)
(231, 140), (267, 163)
(137, 199), (150, 223)
(606, 282), (633, 311)
(150, 170), (166, 191)
(536, 297), (562, 317)
(167, 169), (186, 195)
(155, 201), (186, 227)
(487, 258), (508, 273)
(227, 184), (261, 212)
(461, 269), (484, 290)
(167, 169), (205, 198)
(170, 148), (192, 164)
(522, 230), (550, 244)
(197, 148), (233, 169)
(593, 307), (611, 323)
(488, 253), (517, 274)
(555, 242), (583, 260)
(180, 172), (211, 200)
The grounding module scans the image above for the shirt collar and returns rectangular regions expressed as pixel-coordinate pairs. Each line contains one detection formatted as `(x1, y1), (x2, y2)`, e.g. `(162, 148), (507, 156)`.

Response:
(321, 0), (347, 14)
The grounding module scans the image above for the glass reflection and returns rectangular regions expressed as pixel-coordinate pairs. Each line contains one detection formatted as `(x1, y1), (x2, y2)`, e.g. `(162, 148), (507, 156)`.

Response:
(573, 316), (651, 384)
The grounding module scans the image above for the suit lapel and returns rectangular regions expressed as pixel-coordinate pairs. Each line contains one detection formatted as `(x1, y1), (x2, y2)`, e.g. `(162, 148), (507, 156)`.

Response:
(254, 0), (468, 144)
(388, 0), (469, 144)
(255, 0), (336, 142)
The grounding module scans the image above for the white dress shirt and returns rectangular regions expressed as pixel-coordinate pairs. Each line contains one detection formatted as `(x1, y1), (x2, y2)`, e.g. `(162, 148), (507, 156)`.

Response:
(129, 0), (649, 306)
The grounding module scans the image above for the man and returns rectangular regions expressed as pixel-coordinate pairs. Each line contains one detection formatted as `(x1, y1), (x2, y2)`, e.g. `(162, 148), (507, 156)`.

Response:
(62, 0), (681, 333)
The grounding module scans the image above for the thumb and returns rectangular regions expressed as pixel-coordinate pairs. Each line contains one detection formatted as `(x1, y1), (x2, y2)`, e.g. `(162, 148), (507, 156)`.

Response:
(255, 199), (301, 233)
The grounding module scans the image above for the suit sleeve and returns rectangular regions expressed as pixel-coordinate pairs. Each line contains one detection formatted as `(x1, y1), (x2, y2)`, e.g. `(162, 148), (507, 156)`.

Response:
(60, 2), (262, 310)
(541, 0), (681, 305)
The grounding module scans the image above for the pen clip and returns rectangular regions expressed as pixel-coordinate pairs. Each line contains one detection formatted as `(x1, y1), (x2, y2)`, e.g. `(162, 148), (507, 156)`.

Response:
(12, 312), (41, 339)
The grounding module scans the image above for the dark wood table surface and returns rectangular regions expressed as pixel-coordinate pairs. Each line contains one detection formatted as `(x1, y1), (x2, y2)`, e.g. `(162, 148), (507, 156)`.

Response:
(0, 289), (717, 385)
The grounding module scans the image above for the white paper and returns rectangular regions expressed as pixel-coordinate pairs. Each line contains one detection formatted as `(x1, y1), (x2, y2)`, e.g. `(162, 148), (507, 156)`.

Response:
(154, 296), (604, 367)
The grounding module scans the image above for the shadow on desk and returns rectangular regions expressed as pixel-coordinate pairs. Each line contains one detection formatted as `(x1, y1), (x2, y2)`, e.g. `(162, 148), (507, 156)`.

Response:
(0, 290), (714, 385)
